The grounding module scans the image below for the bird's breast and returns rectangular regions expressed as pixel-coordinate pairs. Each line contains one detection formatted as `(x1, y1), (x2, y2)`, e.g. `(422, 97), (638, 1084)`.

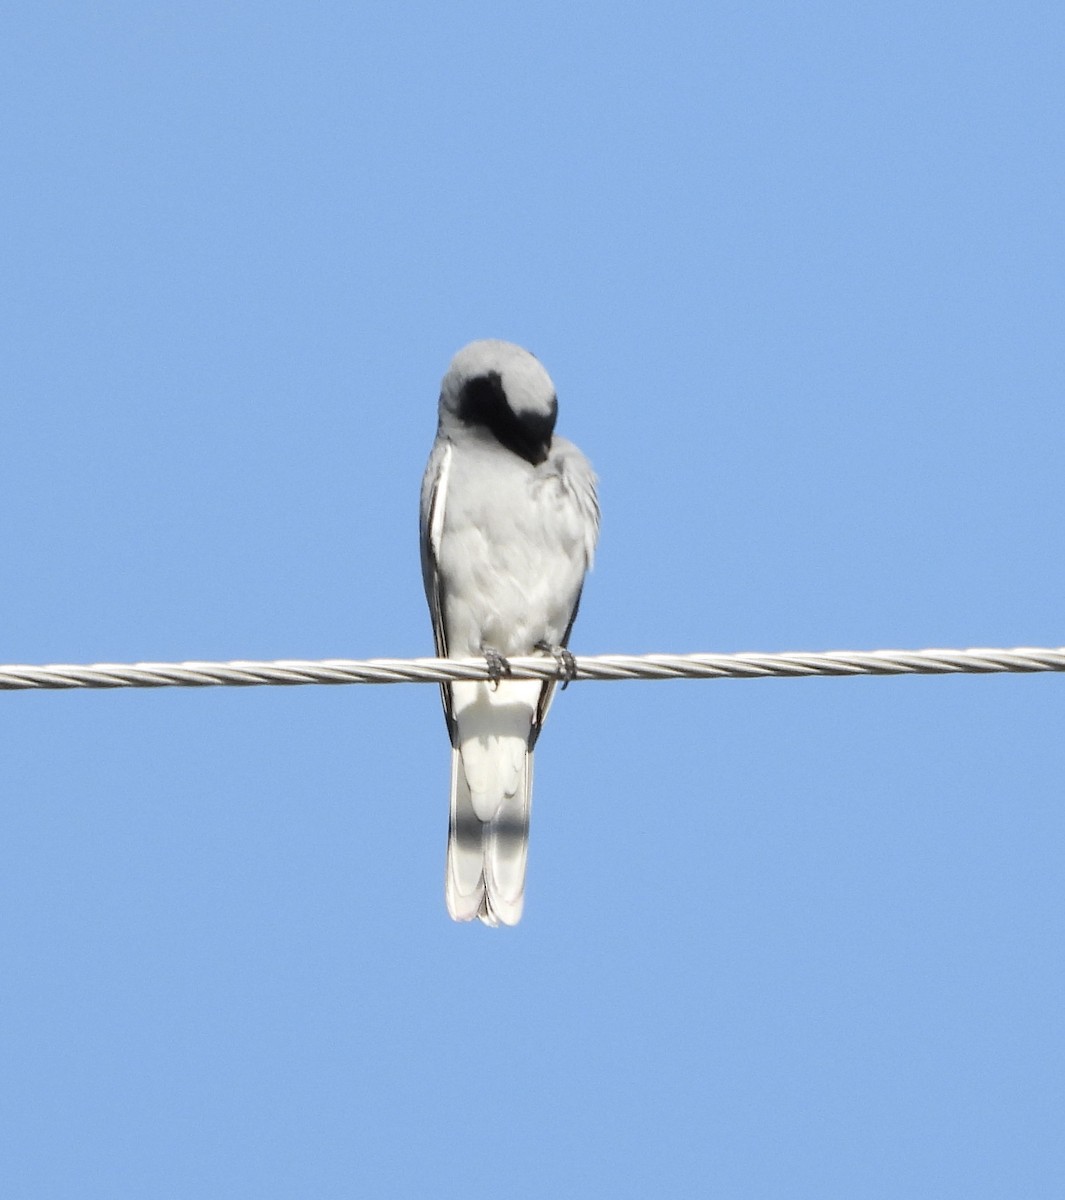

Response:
(438, 447), (589, 655)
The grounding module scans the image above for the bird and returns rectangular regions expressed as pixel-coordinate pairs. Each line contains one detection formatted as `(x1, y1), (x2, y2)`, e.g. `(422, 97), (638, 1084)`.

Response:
(419, 340), (599, 926)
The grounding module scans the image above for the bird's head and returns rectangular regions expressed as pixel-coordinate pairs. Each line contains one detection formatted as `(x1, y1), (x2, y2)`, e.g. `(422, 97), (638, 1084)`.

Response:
(438, 340), (558, 466)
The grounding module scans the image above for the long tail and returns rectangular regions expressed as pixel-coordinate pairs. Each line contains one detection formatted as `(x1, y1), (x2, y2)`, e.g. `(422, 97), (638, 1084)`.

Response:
(445, 747), (532, 926)
(444, 679), (538, 926)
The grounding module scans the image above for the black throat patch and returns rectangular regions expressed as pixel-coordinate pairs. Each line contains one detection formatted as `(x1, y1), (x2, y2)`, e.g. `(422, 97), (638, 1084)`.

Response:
(456, 370), (556, 466)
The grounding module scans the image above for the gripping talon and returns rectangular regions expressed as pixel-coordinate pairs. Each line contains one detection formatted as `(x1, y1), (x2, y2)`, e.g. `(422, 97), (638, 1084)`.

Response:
(483, 648), (512, 690)
(559, 648), (577, 687)
(536, 642), (578, 689)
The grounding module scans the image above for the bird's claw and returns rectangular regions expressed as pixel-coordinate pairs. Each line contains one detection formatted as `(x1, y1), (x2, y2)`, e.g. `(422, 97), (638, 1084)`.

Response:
(536, 642), (578, 689)
(483, 648), (512, 690)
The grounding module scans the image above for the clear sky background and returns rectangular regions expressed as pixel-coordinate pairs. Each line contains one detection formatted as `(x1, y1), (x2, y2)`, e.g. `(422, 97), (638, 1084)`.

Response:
(2, 3), (1063, 1196)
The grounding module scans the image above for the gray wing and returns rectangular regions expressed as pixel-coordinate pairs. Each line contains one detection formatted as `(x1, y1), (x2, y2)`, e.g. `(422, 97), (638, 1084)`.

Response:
(419, 438), (457, 743)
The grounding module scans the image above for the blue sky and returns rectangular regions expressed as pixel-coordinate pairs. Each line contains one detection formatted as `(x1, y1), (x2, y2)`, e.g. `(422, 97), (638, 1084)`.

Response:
(2, 2), (1063, 1196)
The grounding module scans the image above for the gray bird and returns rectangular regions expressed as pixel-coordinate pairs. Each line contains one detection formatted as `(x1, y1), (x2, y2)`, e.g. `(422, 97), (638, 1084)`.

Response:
(420, 340), (600, 926)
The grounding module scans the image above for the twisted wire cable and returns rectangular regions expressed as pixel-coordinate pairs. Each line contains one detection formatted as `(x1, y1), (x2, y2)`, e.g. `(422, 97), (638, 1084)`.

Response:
(0, 646), (1063, 691)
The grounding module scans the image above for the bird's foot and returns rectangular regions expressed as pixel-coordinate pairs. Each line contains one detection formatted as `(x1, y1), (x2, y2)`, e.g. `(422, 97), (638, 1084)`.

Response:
(536, 641), (578, 689)
(482, 647), (512, 690)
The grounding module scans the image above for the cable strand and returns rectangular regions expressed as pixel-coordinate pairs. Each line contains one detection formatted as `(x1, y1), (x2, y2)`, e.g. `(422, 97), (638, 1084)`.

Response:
(0, 646), (1063, 691)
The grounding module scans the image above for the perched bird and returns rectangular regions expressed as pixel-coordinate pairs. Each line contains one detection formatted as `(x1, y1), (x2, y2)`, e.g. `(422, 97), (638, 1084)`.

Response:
(420, 340), (599, 926)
